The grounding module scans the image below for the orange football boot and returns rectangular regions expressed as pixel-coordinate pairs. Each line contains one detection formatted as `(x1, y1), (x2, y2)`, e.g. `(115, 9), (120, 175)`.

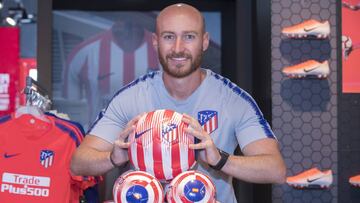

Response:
(282, 60), (329, 79)
(282, 19), (330, 39)
(349, 174), (360, 187)
(286, 167), (333, 189)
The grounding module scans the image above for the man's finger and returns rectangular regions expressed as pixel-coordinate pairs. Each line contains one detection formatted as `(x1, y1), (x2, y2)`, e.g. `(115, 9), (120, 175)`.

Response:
(182, 113), (198, 124)
(181, 116), (191, 124)
(114, 139), (130, 149)
(182, 116), (203, 131)
(189, 143), (206, 150)
(184, 127), (206, 140)
(119, 113), (146, 140)
(119, 125), (136, 139)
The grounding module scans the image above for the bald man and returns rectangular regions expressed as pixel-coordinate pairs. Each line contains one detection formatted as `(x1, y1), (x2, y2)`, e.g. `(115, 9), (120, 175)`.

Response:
(71, 3), (286, 202)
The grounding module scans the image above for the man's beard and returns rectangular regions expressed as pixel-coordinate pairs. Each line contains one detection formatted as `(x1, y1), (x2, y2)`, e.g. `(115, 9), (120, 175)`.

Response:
(159, 49), (203, 78)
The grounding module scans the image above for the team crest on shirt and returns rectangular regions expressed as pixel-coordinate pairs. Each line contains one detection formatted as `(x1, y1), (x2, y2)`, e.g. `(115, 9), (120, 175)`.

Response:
(162, 123), (178, 142)
(40, 150), (54, 168)
(198, 110), (218, 134)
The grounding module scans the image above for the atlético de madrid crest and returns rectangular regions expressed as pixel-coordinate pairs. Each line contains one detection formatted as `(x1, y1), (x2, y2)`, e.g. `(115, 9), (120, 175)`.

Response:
(40, 150), (54, 168)
(198, 110), (218, 134)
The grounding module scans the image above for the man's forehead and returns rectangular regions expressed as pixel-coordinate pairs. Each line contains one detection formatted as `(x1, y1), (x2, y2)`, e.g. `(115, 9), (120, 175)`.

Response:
(158, 7), (202, 22)
(156, 3), (204, 34)
(157, 14), (202, 29)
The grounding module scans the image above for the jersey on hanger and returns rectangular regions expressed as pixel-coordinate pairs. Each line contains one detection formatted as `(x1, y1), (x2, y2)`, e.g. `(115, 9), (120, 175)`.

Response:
(0, 114), (95, 203)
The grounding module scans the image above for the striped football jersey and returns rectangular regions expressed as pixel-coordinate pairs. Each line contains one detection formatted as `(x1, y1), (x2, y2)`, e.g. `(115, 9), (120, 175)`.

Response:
(63, 29), (159, 125)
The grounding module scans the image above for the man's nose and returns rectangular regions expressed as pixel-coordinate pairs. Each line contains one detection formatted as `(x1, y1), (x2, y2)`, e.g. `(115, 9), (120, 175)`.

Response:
(173, 37), (185, 53)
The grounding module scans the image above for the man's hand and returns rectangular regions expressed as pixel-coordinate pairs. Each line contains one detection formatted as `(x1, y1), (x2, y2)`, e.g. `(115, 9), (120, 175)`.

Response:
(182, 114), (221, 166)
(110, 114), (143, 166)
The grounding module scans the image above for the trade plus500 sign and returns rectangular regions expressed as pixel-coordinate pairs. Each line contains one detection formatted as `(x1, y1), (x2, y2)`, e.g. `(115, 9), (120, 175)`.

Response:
(1, 172), (50, 197)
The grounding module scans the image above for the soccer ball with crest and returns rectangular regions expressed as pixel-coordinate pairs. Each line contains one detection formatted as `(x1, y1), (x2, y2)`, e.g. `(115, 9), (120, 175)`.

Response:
(166, 170), (216, 203)
(113, 170), (164, 203)
(128, 109), (196, 182)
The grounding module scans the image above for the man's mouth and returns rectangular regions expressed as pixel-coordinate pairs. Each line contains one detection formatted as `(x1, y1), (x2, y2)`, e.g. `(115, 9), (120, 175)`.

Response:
(169, 58), (187, 68)
(170, 57), (187, 61)
(166, 53), (192, 68)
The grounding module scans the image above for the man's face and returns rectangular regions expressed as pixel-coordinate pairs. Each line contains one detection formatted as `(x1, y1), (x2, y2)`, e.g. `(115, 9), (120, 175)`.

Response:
(154, 11), (209, 78)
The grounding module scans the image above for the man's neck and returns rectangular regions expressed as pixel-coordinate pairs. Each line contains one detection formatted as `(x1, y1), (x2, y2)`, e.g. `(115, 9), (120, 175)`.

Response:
(163, 68), (206, 100)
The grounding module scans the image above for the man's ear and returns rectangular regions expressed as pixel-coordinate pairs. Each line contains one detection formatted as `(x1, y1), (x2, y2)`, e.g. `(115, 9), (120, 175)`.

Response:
(202, 32), (210, 51)
(152, 33), (158, 50)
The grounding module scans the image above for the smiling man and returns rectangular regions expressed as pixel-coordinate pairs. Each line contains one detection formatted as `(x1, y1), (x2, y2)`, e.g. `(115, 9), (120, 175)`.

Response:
(155, 4), (206, 80)
(70, 3), (286, 202)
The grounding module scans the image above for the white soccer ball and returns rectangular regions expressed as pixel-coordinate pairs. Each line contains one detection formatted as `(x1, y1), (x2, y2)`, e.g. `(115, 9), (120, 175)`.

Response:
(113, 170), (164, 203)
(166, 170), (216, 203)
(128, 109), (196, 182)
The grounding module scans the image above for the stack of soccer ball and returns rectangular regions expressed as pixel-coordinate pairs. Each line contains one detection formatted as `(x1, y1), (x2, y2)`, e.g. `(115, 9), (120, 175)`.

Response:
(112, 109), (216, 203)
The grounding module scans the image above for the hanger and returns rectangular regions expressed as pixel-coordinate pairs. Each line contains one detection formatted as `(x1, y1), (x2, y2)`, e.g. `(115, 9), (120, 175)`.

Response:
(14, 76), (51, 123)
(15, 105), (50, 123)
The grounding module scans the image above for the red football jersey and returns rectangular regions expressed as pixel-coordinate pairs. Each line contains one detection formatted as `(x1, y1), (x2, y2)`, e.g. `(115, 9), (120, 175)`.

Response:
(0, 114), (84, 202)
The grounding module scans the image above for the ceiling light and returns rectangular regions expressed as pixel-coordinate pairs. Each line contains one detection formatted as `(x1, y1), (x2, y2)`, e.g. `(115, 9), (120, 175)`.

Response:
(4, 0), (36, 26)
(5, 17), (16, 26)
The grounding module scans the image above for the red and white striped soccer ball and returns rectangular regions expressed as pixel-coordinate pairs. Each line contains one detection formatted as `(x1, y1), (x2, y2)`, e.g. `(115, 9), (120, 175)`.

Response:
(166, 170), (216, 203)
(128, 109), (196, 182)
(113, 170), (164, 203)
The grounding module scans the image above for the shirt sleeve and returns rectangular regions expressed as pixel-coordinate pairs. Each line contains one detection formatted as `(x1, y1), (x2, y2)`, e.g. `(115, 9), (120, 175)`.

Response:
(233, 90), (276, 150)
(88, 94), (128, 144)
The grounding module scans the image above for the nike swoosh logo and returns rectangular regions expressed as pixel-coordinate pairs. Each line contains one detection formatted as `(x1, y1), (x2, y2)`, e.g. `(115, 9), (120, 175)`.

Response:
(303, 26), (318, 32)
(307, 177), (322, 183)
(135, 128), (152, 139)
(304, 67), (319, 73)
(4, 153), (20, 158)
(97, 72), (115, 80)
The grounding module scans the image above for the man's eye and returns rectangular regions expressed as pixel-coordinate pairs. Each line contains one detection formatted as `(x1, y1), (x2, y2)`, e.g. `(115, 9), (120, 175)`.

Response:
(163, 35), (175, 40)
(184, 35), (195, 41)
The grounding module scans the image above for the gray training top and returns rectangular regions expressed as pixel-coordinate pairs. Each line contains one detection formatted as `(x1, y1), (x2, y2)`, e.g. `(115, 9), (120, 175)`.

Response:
(89, 69), (276, 203)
